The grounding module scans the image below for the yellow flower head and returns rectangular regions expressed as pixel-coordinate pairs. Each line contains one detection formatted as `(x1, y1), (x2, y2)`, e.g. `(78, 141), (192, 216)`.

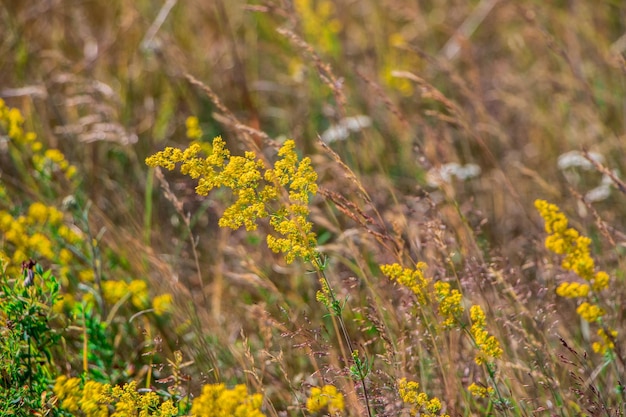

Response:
(147, 133), (319, 265)
(306, 384), (345, 414)
(470, 305), (503, 365)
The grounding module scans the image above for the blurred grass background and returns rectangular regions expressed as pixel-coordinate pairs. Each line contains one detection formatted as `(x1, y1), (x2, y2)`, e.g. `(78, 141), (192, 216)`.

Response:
(1, 0), (626, 415)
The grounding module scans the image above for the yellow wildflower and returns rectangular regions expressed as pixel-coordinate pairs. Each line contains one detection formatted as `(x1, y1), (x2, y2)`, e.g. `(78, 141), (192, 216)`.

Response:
(79, 380), (108, 417)
(152, 293), (173, 316)
(470, 305), (503, 365)
(147, 135), (319, 265)
(191, 383), (266, 417)
(306, 384), (345, 414)
(381, 262), (431, 304)
(53, 375), (82, 413)
(186, 116), (203, 140)
(556, 282), (590, 298)
(535, 199), (611, 329)
(102, 280), (129, 305)
(128, 279), (149, 309)
(592, 328), (617, 355)
(468, 382), (494, 398)
(434, 281), (464, 328)
(398, 378), (449, 417)
(576, 302), (605, 323)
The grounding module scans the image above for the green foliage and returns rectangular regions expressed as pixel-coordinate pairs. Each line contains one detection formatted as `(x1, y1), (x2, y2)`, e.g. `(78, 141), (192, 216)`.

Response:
(0, 260), (61, 415)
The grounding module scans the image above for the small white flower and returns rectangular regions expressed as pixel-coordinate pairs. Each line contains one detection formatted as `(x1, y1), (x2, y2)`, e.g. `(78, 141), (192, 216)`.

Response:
(557, 151), (604, 171)
(321, 115), (372, 143)
(426, 163), (481, 187)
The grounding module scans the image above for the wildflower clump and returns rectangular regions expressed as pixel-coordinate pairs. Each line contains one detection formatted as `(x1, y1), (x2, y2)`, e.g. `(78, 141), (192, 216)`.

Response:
(380, 263), (431, 304)
(535, 199), (616, 353)
(53, 376), (109, 417)
(398, 378), (449, 417)
(146, 131), (319, 264)
(101, 381), (178, 417)
(306, 384), (345, 415)
(54, 378), (179, 417)
(0, 98), (77, 181)
(0, 201), (80, 276)
(191, 383), (265, 417)
(468, 382), (494, 398)
(434, 281), (464, 328)
(535, 200), (609, 293)
(470, 305), (503, 365)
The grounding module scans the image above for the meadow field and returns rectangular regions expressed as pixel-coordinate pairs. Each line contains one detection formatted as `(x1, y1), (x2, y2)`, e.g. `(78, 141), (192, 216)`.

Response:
(1, 1), (626, 415)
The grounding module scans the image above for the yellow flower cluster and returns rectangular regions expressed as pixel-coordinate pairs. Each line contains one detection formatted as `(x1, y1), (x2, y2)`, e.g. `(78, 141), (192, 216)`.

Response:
(380, 262), (431, 305)
(398, 378), (449, 417)
(0, 202), (81, 276)
(190, 383), (266, 417)
(383, 263), (502, 369)
(0, 98), (77, 180)
(185, 116), (203, 140)
(434, 281), (464, 328)
(54, 376), (108, 417)
(54, 377), (178, 417)
(306, 384), (345, 414)
(470, 305), (503, 365)
(467, 382), (494, 398)
(152, 293), (173, 316)
(100, 279), (149, 310)
(535, 200), (616, 352)
(535, 200), (610, 294)
(576, 302), (605, 323)
(0, 98), (37, 146)
(593, 328), (617, 355)
(146, 133), (319, 264)
(103, 381), (178, 417)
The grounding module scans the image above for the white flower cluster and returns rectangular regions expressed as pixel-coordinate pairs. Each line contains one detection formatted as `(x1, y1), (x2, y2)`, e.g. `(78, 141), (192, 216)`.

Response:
(320, 115), (371, 143)
(426, 163), (481, 187)
(557, 150), (618, 202)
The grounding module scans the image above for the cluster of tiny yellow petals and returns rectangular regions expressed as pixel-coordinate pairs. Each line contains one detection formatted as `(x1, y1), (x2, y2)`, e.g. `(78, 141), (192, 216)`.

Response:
(576, 302), (605, 323)
(186, 116), (203, 140)
(535, 200), (609, 288)
(79, 381), (108, 417)
(0, 202), (81, 276)
(306, 384), (345, 414)
(535, 199), (617, 352)
(191, 383), (266, 417)
(55, 376), (180, 417)
(147, 131), (319, 265)
(152, 293), (173, 316)
(469, 305), (503, 365)
(267, 209), (317, 263)
(592, 328), (618, 354)
(94, 381), (178, 417)
(467, 382), (494, 398)
(54, 376), (82, 413)
(434, 281), (464, 328)
(398, 378), (449, 417)
(0, 99), (77, 181)
(380, 263), (431, 305)
(102, 279), (151, 310)
(556, 282), (590, 298)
